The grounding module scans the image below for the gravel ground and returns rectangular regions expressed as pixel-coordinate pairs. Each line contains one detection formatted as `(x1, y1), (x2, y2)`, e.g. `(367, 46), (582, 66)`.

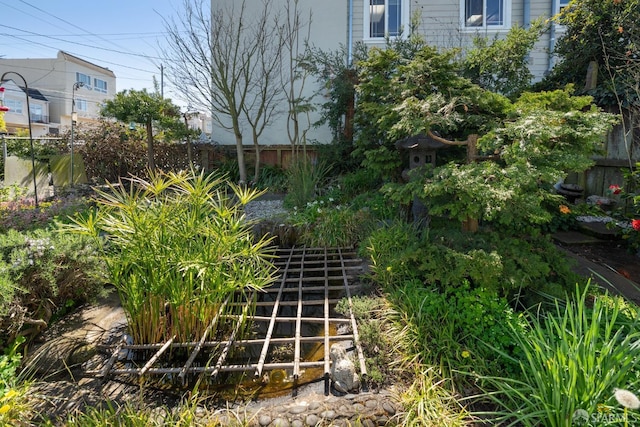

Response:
(244, 198), (289, 221)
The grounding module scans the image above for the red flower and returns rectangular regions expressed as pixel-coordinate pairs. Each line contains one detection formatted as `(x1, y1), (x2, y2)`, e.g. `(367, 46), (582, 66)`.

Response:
(632, 219), (640, 231)
(609, 184), (622, 195)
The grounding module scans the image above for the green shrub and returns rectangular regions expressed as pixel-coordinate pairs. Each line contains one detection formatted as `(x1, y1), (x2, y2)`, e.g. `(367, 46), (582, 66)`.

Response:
(477, 284), (640, 426)
(0, 337), (32, 426)
(363, 222), (581, 299)
(290, 200), (373, 248)
(0, 229), (106, 347)
(388, 280), (527, 384)
(337, 169), (383, 201)
(360, 220), (424, 288)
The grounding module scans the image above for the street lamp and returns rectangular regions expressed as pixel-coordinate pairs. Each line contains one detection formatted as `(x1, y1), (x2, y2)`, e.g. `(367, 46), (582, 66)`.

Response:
(0, 71), (38, 208)
(70, 81), (84, 186)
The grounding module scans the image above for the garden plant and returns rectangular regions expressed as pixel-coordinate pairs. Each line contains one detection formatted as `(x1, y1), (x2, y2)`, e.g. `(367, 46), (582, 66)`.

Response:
(62, 170), (276, 344)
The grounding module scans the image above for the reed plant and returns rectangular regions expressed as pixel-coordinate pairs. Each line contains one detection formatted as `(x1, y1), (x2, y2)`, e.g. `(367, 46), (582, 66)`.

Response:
(283, 157), (329, 209)
(474, 283), (640, 426)
(62, 170), (276, 344)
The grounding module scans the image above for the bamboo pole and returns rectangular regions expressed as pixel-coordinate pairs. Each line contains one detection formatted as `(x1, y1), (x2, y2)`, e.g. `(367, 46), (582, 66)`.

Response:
(339, 248), (368, 380)
(140, 335), (175, 376)
(255, 246), (297, 377)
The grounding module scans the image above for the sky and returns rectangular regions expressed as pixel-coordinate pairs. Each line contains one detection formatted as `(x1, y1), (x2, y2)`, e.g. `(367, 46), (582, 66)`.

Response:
(0, 0), (182, 98)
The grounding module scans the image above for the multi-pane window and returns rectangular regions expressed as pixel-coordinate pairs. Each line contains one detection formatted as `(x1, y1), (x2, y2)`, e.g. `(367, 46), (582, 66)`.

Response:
(368, 0), (405, 39)
(30, 104), (44, 122)
(463, 0), (508, 28)
(94, 78), (107, 93)
(5, 99), (23, 114)
(76, 99), (88, 112)
(557, 0), (570, 15)
(76, 72), (91, 87)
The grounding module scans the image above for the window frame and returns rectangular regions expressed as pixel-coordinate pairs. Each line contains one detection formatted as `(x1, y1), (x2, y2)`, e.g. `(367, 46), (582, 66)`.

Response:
(94, 78), (108, 93)
(556, 0), (570, 15)
(363, 0), (410, 42)
(76, 72), (92, 88)
(76, 98), (88, 112)
(5, 99), (23, 114)
(460, 0), (511, 31)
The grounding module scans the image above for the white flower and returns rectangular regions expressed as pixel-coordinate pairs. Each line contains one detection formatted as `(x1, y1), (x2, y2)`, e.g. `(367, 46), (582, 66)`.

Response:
(615, 388), (640, 409)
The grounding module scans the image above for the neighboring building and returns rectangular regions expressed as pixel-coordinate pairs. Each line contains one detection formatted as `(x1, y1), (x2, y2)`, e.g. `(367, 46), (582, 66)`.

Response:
(0, 51), (116, 136)
(213, 0), (566, 149)
(0, 79), (51, 137)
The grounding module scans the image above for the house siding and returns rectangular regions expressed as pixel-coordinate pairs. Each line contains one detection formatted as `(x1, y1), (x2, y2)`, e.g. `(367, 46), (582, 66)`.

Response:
(354, 0), (555, 81)
(210, 0), (559, 151)
(212, 0), (347, 147)
(0, 51), (115, 133)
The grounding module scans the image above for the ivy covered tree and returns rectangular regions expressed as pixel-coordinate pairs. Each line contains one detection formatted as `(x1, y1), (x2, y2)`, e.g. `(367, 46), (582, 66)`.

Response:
(101, 89), (181, 170)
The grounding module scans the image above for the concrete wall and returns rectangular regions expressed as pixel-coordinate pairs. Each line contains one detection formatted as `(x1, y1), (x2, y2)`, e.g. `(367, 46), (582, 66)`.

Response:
(212, 0), (347, 147)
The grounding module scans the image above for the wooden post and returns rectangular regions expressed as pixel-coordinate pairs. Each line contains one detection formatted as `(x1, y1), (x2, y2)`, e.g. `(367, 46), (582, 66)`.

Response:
(427, 131), (480, 232)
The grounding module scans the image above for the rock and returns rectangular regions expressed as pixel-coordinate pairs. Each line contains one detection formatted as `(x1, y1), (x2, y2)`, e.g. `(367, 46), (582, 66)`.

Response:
(259, 415), (272, 426)
(330, 344), (361, 394)
(305, 414), (319, 426)
(272, 417), (290, 427)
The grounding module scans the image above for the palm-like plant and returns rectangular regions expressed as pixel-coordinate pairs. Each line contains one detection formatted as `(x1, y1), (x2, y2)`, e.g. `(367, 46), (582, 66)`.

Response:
(62, 170), (276, 344)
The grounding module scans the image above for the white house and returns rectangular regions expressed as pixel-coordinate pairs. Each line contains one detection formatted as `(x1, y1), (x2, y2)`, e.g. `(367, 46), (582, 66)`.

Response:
(0, 51), (116, 135)
(0, 79), (51, 138)
(213, 0), (567, 149)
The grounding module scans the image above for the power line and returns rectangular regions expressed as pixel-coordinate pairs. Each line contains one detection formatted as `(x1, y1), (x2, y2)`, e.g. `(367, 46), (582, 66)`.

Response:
(0, 24), (164, 62)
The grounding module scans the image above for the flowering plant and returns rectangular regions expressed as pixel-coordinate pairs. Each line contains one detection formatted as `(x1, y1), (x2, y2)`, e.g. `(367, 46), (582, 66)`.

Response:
(608, 184), (623, 195)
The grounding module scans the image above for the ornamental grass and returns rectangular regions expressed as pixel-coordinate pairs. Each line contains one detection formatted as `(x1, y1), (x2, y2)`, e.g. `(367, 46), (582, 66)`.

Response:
(62, 170), (276, 344)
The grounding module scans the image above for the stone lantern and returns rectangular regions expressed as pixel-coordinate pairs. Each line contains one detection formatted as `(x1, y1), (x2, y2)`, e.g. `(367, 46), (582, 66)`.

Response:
(395, 133), (447, 183)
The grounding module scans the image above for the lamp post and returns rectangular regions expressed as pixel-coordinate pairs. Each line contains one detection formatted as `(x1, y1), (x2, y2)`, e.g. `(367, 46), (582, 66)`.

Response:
(70, 81), (84, 186)
(1, 71), (38, 208)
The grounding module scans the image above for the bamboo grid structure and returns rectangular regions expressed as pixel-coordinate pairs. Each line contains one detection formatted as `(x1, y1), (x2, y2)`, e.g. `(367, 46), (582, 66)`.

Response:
(92, 246), (367, 395)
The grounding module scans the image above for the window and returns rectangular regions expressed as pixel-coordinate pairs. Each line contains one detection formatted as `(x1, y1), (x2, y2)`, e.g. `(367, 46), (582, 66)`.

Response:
(556, 0), (570, 15)
(76, 72), (91, 87)
(30, 104), (44, 122)
(463, 0), (509, 29)
(5, 99), (22, 114)
(366, 0), (407, 39)
(76, 99), (88, 112)
(94, 78), (107, 93)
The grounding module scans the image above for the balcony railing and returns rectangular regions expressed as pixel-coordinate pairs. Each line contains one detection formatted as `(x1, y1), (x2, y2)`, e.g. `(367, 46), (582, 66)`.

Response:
(30, 113), (49, 124)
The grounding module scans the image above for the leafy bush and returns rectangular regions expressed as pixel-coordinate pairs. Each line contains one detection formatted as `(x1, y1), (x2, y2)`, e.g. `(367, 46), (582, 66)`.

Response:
(361, 220), (424, 288)
(336, 168), (383, 201)
(0, 228), (106, 347)
(290, 199), (373, 248)
(478, 284), (640, 426)
(363, 222), (581, 299)
(62, 170), (276, 344)
(0, 337), (32, 426)
(0, 195), (93, 233)
(388, 280), (527, 384)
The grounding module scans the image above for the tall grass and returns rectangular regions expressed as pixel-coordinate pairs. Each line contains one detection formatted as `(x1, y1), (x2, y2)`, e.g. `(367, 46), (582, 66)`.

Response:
(62, 170), (276, 344)
(475, 283), (640, 426)
(284, 157), (329, 209)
